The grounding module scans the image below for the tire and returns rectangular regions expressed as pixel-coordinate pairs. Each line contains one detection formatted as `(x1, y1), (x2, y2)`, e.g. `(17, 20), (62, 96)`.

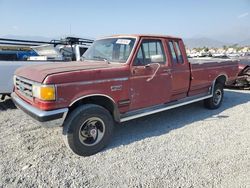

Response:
(63, 104), (114, 156)
(204, 83), (224, 109)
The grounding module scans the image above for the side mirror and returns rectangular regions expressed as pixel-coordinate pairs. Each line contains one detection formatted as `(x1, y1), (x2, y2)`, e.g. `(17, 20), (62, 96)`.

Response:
(150, 55), (164, 63)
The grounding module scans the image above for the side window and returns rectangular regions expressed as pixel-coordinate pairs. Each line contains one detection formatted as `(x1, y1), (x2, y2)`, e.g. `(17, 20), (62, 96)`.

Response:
(134, 39), (166, 66)
(168, 41), (178, 64)
(174, 41), (184, 64)
(137, 46), (143, 59)
(142, 42), (150, 59)
(134, 46), (144, 65)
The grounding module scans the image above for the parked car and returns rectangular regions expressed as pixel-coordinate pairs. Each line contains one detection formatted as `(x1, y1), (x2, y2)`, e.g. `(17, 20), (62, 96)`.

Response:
(0, 37), (93, 99)
(0, 50), (38, 61)
(12, 34), (238, 156)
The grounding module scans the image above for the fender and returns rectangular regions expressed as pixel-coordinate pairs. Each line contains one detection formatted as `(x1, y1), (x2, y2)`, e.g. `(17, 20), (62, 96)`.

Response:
(69, 94), (120, 122)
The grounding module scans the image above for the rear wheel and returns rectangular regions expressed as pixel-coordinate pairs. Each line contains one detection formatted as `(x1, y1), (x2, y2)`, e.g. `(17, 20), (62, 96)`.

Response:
(204, 83), (224, 109)
(63, 104), (114, 156)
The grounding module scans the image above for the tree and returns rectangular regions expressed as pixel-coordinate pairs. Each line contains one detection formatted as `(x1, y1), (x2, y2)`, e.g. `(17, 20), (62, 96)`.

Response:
(204, 47), (209, 52)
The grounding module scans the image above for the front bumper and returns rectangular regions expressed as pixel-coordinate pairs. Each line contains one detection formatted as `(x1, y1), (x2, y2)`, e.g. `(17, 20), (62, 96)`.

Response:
(11, 92), (68, 128)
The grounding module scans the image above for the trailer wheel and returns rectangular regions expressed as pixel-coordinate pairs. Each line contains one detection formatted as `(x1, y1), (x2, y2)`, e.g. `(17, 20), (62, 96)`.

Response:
(204, 83), (224, 109)
(63, 104), (114, 156)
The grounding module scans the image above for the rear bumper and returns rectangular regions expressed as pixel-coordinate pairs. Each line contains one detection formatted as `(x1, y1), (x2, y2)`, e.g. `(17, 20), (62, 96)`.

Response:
(11, 92), (68, 128)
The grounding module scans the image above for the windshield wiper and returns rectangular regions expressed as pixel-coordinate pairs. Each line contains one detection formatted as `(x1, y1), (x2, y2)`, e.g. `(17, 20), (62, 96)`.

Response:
(93, 56), (110, 64)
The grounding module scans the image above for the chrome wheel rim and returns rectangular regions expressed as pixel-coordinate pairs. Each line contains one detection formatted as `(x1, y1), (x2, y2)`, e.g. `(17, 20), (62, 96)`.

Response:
(213, 89), (222, 105)
(79, 117), (105, 146)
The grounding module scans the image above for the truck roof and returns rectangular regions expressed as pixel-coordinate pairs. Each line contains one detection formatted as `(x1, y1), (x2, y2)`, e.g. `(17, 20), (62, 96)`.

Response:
(100, 34), (182, 40)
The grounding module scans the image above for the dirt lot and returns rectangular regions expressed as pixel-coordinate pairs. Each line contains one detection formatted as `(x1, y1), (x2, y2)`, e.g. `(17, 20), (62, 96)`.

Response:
(0, 89), (250, 188)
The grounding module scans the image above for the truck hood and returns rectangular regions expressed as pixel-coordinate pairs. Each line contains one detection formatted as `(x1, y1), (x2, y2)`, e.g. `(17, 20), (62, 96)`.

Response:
(15, 61), (113, 83)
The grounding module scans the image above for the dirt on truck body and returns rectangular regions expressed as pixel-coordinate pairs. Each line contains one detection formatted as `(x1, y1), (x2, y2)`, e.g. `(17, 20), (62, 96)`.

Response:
(11, 34), (239, 156)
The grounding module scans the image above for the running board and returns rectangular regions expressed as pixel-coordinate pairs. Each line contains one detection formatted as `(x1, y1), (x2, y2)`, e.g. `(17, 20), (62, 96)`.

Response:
(120, 93), (213, 122)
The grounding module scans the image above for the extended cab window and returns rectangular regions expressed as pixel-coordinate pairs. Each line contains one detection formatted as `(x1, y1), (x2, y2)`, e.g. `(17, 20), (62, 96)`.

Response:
(134, 39), (166, 66)
(168, 41), (178, 64)
(174, 41), (184, 64)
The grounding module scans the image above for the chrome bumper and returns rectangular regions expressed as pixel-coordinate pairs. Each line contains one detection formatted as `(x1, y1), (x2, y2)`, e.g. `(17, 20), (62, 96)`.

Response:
(11, 93), (68, 128)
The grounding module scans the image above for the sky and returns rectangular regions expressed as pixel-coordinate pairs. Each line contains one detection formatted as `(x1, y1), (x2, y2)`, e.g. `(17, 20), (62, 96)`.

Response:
(0, 0), (250, 42)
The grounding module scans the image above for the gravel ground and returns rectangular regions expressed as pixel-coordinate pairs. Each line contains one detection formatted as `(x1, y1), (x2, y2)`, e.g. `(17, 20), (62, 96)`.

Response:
(0, 89), (250, 188)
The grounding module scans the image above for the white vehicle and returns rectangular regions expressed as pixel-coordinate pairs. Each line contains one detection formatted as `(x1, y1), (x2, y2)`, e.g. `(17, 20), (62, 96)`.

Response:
(227, 53), (240, 58)
(0, 37), (93, 99)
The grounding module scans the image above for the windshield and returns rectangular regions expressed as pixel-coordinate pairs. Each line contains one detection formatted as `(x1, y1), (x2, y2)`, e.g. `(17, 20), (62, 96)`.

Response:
(82, 38), (136, 63)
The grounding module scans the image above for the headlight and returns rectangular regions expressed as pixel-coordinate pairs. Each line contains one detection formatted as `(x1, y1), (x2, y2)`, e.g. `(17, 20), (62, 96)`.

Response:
(32, 84), (56, 101)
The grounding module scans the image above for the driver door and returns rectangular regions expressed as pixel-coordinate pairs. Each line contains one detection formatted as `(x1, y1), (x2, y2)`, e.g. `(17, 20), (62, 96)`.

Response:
(129, 38), (172, 111)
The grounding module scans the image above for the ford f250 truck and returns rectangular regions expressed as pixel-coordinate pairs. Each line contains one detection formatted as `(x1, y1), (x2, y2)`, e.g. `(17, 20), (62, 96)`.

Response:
(11, 34), (238, 156)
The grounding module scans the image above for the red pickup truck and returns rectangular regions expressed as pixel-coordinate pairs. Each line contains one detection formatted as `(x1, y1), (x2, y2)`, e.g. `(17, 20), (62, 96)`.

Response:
(12, 34), (238, 156)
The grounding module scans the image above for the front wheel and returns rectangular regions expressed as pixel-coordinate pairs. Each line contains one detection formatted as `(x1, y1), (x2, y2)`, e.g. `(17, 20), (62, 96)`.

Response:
(204, 83), (224, 109)
(63, 104), (114, 156)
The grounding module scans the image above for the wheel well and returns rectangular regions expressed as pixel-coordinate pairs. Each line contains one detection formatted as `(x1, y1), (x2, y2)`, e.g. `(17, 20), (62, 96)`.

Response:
(68, 96), (119, 122)
(215, 75), (227, 86)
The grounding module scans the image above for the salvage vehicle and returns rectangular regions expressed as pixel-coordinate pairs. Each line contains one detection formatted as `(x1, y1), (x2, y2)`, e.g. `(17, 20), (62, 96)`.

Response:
(0, 37), (93, 99)
(11, 34), (239, 156)
(226, 56), (250, 88)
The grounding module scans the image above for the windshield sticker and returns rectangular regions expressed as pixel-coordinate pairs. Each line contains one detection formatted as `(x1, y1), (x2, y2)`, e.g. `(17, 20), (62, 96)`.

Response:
(116, 39), (131, 45)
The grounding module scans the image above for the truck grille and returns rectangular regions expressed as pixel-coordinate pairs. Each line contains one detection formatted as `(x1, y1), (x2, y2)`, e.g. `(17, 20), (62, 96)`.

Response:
(15, 76), (33, 99)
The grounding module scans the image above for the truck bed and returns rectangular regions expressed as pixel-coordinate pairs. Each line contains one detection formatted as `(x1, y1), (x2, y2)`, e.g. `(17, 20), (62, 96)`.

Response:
(188, 58), (238, 96)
